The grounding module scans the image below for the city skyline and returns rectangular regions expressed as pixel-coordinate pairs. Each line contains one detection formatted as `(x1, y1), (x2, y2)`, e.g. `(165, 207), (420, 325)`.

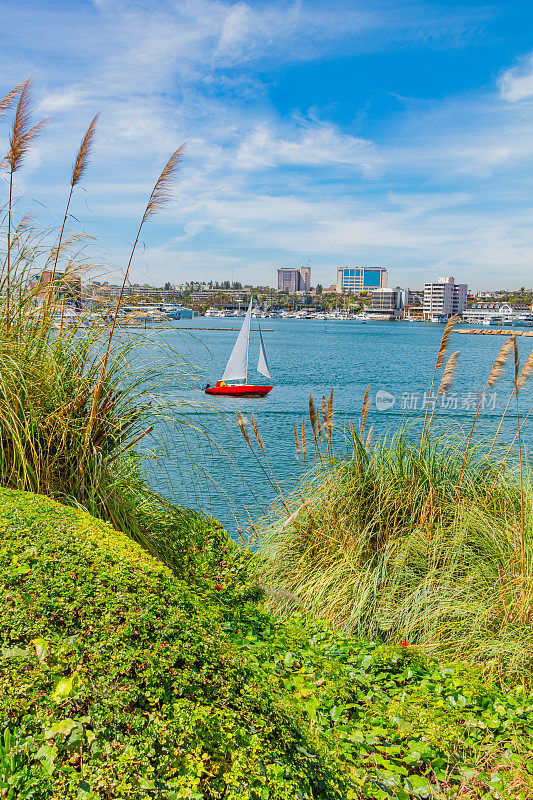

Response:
(1, 0), (533, 290)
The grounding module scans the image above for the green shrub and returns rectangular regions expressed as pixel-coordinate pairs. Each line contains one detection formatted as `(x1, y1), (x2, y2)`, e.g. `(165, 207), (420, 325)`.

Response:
(0, 489), (344, 799)
(4, 488), (533, 799)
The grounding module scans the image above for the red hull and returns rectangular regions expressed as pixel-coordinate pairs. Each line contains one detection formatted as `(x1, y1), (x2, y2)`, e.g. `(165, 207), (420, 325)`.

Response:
(205, 385), (273, 397)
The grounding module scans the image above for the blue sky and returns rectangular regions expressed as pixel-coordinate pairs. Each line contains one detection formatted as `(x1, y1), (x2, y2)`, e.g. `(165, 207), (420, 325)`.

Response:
(1, 0), (533, 290)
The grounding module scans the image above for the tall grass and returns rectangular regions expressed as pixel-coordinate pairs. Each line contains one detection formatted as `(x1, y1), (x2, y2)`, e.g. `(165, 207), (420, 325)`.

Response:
(244, 328), (533, 679)
(0, 80), (191, 549)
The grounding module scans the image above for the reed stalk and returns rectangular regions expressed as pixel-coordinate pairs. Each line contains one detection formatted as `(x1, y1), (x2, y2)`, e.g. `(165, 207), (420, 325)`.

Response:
(459, 336), (515, 480)
(2, 81), (47, 330)
(420, 315), (458, 447)
(44, 115), (99, 318)
(84, 144), (185, 451)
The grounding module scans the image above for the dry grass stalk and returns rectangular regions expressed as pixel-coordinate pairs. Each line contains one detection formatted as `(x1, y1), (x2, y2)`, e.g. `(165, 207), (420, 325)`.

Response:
(322, 395), (328, 435)
(0, 82), (26, 118)
(250, 412), (265, 456)
(327, 389), (333, 436)
(294, 424), (300, 459)
(517, 350), (533, 391)
(72, 114), (99, 187)
(46, 116), (100, 314)
(309, 395), (318, 440)
(512, 338), (526, 577)
(85, 144), (185, 450)
(487, 336), (514, 387)
(4, 80), (47, 174)
(437, 351), (461, 395)
(365, 424), (374, 449)
(420, 315), (459, 445)
(142, 144), (185, 224)
(278, 500), (309, 534)
(237, 412), (250, 445)
(426, 350), (461, 438)
(3, 80), (47, 330)
(360, 384), (370, 434)
(435, 315), (459, 371)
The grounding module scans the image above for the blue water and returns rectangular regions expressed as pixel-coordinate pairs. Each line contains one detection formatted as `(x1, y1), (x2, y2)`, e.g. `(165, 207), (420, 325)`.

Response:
(137, 318), (533, 532)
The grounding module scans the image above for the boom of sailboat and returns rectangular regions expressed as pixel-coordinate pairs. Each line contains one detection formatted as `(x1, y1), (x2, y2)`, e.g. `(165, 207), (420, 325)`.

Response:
(205, 298), (273, 397)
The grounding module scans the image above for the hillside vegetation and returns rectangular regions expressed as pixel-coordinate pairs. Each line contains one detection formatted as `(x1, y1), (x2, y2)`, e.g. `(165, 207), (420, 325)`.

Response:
(3, 489), (533, 799)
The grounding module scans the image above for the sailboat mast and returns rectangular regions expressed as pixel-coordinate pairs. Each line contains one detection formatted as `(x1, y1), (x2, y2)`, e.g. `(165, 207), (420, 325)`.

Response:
(244, 296), (251, 383)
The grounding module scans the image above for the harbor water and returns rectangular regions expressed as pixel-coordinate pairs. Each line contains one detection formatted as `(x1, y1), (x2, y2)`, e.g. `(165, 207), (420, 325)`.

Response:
(137, 317), (533, 533)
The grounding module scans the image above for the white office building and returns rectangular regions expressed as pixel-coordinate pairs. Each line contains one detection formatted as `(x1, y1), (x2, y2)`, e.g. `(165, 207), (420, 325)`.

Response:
(336, 266), (388, 294)
(423, 276), (468, 321)
(277, 267), (312, 293)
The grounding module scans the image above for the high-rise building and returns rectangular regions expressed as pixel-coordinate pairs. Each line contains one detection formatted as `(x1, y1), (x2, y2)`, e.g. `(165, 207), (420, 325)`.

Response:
(336, 266), (388, 294)
(277, 267), (312, 293)
(423, 276), (468, 320)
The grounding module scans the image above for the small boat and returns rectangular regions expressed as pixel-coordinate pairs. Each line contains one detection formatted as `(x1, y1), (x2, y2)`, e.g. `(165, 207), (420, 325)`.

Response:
(205, 298), (273, 398)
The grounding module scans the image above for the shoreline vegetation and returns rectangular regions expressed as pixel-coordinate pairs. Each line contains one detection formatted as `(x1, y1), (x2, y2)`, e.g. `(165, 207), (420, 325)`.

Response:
(1, 80), (533, 798)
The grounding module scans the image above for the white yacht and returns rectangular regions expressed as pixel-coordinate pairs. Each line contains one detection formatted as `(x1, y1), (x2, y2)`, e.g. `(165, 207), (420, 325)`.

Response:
(515, 313), (533, 327)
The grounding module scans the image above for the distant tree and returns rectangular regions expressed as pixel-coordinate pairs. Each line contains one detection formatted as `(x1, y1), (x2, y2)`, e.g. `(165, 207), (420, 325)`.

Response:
(232, 281), (242, 290)
(316, 284), (323, 295)
(164, 282), (171, 291)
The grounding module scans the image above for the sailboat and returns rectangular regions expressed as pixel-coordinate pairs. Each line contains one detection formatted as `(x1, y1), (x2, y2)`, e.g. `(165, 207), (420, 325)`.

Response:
(205, 298), (273, 397)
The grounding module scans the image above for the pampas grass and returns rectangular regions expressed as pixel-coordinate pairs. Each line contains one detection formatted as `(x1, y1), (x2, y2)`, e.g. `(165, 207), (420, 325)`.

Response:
(252, 335), (533, 681)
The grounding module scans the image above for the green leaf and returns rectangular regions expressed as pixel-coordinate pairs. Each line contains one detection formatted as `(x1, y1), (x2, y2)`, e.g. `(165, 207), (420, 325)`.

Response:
(45, 718), (77, 738)
(405, 775), (432, 798)
(35, 743), (58, 776)
(51, 675), (75, 702)
(31, 637), (49, 663)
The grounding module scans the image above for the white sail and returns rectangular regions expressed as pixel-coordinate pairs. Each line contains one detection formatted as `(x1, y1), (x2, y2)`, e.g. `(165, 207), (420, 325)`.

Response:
(222, 297), (252, 382)
(257, 324), (272, 379)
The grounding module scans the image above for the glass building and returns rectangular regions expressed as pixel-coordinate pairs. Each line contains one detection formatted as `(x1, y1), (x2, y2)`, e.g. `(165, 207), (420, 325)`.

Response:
(336, 267), (388, 294)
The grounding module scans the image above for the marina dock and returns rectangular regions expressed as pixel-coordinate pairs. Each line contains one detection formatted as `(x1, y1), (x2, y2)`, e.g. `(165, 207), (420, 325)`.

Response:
(454, 328), (533, 336)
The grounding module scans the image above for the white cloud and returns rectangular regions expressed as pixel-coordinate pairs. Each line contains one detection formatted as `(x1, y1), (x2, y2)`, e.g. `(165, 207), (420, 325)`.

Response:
(2, 0), (533, 290)
(235, 123), (378, 171)
(499, 53), (533, 102)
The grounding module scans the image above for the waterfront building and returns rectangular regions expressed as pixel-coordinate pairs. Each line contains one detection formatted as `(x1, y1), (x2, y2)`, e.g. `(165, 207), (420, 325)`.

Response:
(463, 302), (532, 325)
(423, 276), (467, 320)
(30, 270), (82, 304)
(336, 266), (387, 294)
(367, 287), (405, 319)
(277, 267), (311, 293)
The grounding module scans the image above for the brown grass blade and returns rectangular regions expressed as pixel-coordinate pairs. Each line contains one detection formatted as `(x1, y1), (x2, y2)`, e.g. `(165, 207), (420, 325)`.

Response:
(294, 423), (300, 458)
(365, 424), (374, 449)
(72, 114), (99, 187)
(142, 143), (186, 224)
(309, 395), (318, 439)
(360, 384), (370, 434)
(0, 81), (26, 117)
(322, 394), (327, 434)
(437, 351), (461, 395)
(517, 350), (533, 391)
(435, 315), (459, 371)
(514, 338), (519, 382)
(327, 389), (333, 435)
(301, 419), (307, 458)
(237, 411), (250, 445)
(487, 336), (514, 387)
(250, 412), (265, 456)
(4, 80), (48, 173)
